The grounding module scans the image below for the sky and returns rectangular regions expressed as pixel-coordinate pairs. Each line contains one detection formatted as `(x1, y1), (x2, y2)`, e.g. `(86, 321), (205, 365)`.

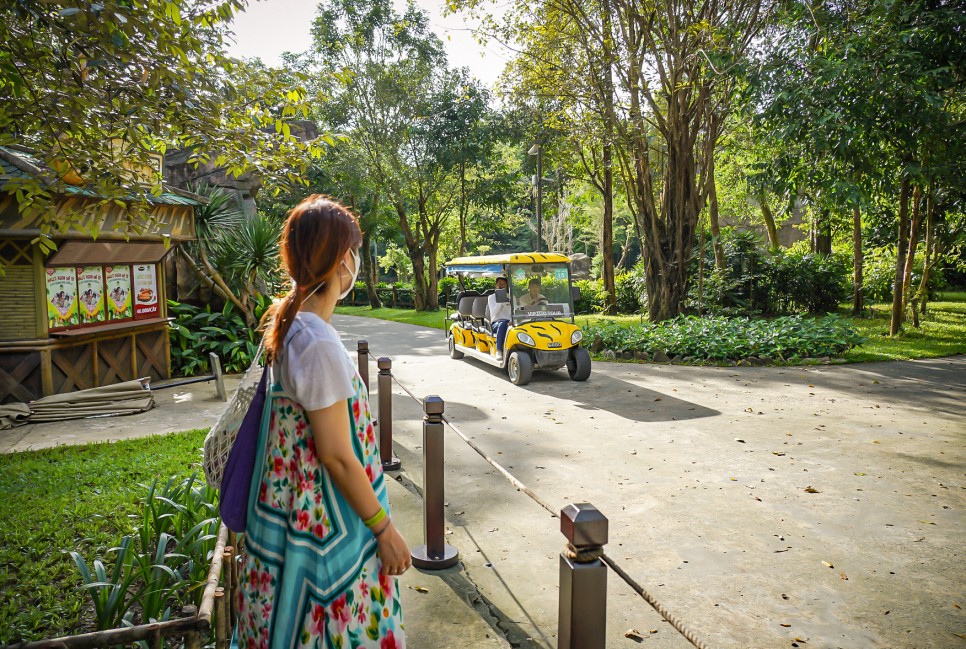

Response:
(225, 0), (513, 90)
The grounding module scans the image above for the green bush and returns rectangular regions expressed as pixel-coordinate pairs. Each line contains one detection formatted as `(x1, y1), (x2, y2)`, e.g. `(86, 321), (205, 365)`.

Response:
(573, 279), (605, 313)
(689, 230), (850, 315)
(168, 300), (264, 376)
(584, 314), (865, 362)
(614, 264), (647, 313)
(862, 247), (944, 303)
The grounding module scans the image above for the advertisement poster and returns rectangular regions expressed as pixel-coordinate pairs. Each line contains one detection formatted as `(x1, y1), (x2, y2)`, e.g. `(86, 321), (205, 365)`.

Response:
(105, 265), (132, 321)
(76, 266), (105, 324)
(133, 264), (160, 320)
(46, 267), (79, 330)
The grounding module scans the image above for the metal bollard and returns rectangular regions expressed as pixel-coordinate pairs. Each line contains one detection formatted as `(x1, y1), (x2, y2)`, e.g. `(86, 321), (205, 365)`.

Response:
(411, 396), (459, 570)
(378, 357), (401, 471)
(357, 340), (370, 394)
(558, 503), (608, 649)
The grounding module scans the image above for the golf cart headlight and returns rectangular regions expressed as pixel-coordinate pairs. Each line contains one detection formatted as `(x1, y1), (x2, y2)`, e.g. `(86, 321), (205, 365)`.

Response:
(518, 332), (535, 346)
(571, 330), (583, 345)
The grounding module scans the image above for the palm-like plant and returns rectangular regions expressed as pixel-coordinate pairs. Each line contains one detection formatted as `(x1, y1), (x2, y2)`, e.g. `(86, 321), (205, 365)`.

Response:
(178, 183), (279, 326)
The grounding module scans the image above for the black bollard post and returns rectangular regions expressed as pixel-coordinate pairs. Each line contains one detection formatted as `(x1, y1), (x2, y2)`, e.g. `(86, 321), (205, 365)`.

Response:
(411, 396), (459, 570)
(558, 503), (608, 649)
(357, 340), (369, 394)
(377, 357), (401, 471)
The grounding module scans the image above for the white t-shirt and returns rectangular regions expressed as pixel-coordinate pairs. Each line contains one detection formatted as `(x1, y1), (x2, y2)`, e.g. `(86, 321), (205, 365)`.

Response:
(487, 292), (511, 322)
(278, 311), (356, 411)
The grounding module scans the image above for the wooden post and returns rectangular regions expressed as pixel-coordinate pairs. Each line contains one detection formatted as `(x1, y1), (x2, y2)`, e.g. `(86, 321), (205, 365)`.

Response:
(183, 604), (202, 649)
(558, 503), (608, 649)
(215, 587), (228, 649)
(210, 352), (226, 401)
(411, 396), (459, 570)
(377, 357), (400, 471)
(357, 340), (369, 394)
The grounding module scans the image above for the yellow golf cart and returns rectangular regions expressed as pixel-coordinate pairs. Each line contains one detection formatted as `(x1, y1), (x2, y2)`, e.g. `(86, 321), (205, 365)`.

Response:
(443, 253), (591, 386)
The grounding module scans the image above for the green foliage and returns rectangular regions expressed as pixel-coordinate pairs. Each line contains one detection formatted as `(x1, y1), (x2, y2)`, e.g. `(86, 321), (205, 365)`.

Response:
(690, 230), (850, 315)
(614, 265), (647, 314)
(168, 299), (263, 376)
(1, 2), (325, 237)
(69, 473), (218, 630)
(0, 430), (210, 643)
(573, 279), (606, 314)
(862, 247), (944, 303)
(585, 314), (865, 363)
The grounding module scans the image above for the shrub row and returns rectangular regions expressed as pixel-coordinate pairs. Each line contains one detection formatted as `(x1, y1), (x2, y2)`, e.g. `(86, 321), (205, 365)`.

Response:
(168, 300), (265, 376)
(583, 314), (865, 363)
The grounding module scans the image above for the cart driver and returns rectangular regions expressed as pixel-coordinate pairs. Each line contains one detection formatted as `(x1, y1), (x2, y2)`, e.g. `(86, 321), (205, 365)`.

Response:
(487, 276), (511, 360)
(518, 277), (548, 307)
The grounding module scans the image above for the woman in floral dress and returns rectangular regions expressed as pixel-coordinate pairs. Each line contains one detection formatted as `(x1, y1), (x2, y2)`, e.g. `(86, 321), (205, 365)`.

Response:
(235, 195), (409, 648)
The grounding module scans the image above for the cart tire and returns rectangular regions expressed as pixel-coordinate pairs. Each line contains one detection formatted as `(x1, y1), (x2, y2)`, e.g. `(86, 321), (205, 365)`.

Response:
(567, 347), (591, 381)
(449, 335), (464, 359)
(507, 351), (533, 386)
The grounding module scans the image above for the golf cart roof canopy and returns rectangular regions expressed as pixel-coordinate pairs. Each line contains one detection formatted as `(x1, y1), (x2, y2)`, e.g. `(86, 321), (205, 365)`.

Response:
(445, 252), (570, 270)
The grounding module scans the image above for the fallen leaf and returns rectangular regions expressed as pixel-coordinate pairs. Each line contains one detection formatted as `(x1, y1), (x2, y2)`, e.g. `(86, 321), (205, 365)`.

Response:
(840, 572), (848, 580)
(735, 438), (746, 443)
(822, 561), (834, 569)
(782, 594), (790, 600)
(730, 477), (738, 481)
(409, 585), (429, 593)
(805, 486), (820, 493)
(780, 623), (791, 627)
(793, 638), (808, 644)
(624, 629), (644, 641)
(773, 451), (786, 456)
(920, 520), (936, 525)
(744, 407), (754, 413)
(854, 472), (866, 476)
(954, 603), (961, 610)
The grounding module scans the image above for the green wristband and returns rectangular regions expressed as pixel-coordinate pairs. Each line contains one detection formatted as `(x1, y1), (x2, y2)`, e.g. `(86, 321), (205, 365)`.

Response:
(364, 507), (387, 529)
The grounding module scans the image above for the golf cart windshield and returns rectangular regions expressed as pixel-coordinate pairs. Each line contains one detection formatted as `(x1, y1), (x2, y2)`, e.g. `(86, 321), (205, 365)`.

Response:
(509, 262), (574, 321)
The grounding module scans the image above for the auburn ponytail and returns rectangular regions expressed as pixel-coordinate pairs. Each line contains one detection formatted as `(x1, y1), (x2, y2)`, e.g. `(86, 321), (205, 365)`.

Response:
(259, 195), (361, 364)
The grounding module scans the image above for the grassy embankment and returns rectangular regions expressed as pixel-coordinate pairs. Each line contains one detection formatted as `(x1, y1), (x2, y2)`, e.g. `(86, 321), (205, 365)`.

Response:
(0, 430), (208, 643)
(336, 291), (966, 362)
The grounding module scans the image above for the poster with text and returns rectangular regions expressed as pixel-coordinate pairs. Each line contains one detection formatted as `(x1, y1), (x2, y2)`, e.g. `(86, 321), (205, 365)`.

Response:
(77, 266), (105, 324)
(133, 264), (160, 319)
(105, 266), (133, 320)
(45, 267), (79, 330)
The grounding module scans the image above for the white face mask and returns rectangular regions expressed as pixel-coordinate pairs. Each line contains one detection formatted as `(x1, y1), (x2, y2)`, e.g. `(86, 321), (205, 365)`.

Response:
(338, 249), (361, 300)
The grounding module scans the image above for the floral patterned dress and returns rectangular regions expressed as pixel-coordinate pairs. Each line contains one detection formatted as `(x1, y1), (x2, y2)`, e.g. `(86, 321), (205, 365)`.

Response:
(235, 361), (405, 649)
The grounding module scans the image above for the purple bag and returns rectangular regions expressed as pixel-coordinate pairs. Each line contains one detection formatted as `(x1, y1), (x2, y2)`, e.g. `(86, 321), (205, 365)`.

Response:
(220, 368), (268, 533)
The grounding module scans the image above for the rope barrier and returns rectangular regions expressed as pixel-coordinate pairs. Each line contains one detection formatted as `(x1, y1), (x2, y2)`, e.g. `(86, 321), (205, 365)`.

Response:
(362, 348), (713, 649)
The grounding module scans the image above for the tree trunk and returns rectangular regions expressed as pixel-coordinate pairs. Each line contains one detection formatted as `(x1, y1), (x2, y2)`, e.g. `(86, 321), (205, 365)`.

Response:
(917, 188), (935, 316)
(901, 184), (923, 313)
(760, 194), (780, 249)
(394, 201), (430, 311)
(811, 208), (832, 256)
(458, 159), (468, 255)
(187, 244), (255, 326)
(602, 141), (617, 314)
(889, 175), (911, 335)
(706, 160), (725, 269)
(615, 227), (634, 270)
(851, 205), (863, 316)
(361, 229), (382, 309)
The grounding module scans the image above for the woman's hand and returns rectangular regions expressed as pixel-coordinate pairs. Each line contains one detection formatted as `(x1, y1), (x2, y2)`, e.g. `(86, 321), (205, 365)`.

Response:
(375, 520), (411, 576)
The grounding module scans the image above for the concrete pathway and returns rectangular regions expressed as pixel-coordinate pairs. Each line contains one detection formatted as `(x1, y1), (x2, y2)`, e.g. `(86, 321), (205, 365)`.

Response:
(4, 315), (964, 648)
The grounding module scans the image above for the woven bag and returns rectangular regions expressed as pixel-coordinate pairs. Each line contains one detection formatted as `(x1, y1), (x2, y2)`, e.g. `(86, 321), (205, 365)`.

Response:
(203, 343), (265, 490)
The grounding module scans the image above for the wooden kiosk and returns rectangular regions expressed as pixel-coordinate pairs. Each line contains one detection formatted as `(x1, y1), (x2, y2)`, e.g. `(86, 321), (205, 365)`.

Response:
(0, 146), (202, 404)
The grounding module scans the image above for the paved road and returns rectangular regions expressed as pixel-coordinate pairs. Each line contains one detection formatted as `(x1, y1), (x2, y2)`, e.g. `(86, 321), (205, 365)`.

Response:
(334, 315), (966, 649)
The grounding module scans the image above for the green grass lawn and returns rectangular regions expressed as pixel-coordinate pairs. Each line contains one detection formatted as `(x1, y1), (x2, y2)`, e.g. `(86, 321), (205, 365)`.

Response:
(0, 430), (208, 643)
(843, 291), (966, 362)
(337, 292), (966, 363)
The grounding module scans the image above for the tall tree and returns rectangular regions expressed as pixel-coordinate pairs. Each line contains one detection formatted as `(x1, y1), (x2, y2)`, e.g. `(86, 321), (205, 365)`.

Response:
(1, 1), (325, 250)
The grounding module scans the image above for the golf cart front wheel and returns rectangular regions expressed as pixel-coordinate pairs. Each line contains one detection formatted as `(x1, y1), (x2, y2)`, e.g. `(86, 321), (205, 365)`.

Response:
(507, 351), (533, 386)
(449, 335), (464, 359)
(567, 347), (591, 381)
